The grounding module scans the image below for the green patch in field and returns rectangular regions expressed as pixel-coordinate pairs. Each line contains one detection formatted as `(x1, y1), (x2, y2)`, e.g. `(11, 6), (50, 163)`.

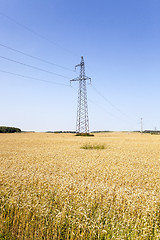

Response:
(81, 144), (105, 150)
(76, 133), (94, 136)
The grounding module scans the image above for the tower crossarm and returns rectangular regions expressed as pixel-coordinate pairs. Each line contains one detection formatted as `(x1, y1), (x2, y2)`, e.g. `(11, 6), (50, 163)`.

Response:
(70, 77), (79, 82)
(70, 76), (91, 85)
(75, 56), (85, 70)
(84, 76), (91, 83)
(75, 63), (81, 70)
(70, 77), (79, 86)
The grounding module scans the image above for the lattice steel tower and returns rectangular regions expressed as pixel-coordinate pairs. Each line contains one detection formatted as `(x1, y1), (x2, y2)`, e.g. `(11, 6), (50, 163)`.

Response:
(70, 56), (91, 134)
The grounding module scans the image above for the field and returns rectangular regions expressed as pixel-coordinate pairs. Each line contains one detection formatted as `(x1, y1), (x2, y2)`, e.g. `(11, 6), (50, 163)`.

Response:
(0, 132), (160, 239)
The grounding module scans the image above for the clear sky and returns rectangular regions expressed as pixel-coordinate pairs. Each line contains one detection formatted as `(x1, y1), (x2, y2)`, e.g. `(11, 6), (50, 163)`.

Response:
(0, 0), (160, 132)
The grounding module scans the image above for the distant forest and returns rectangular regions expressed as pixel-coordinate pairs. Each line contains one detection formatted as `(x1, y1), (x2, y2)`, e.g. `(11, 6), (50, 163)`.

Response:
(0, 126), (21, 133)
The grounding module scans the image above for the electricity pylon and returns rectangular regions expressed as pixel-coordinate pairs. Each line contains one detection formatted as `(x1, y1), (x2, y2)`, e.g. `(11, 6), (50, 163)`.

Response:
(141, 118), (143, 133)
(70, 56), (91, 134)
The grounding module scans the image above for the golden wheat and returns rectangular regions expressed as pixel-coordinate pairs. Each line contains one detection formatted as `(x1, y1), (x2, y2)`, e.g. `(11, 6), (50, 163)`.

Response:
(0, 132), (160, 239)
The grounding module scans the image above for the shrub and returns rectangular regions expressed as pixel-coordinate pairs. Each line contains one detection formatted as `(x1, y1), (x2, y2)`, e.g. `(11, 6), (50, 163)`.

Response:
(76, 133), (94, 136)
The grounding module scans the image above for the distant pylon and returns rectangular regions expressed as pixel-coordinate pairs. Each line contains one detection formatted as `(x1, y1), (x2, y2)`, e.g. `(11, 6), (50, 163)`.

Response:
(70, 56), (91, 134)
(141, 118), (143, 133)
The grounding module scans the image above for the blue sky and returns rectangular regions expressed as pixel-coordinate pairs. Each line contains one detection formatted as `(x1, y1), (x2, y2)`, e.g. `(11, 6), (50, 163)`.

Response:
(0, 0), (160, 131)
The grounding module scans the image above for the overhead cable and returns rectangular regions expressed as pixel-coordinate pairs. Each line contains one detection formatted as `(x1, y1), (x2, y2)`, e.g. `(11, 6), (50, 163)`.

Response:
(70, 85), (124, 121)
(0, 11), (78, 57)
(0, 69), (69, 86)
(90, 84), (132, 118)
(0, 43), (74, 72)
(0, 55), (70, 79)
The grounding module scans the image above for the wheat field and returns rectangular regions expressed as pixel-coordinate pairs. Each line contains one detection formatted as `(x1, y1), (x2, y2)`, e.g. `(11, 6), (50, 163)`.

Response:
(0, 132), (160, 239)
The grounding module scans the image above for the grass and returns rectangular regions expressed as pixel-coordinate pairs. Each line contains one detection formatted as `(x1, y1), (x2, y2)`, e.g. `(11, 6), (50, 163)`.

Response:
(81, 143), (105, 149)
(0, 132), (160, 239)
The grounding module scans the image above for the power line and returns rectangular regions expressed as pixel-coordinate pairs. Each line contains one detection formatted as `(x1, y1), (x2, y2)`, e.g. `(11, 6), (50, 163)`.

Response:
(0, 55), (70, 79)
(90, 84), (141, 128)
(67, 67), (139, 126)
(84, 61), (140, 124)
(0, 68), (136, 123)
(70, 85), (132, 124)
(90, 84), (133, 119)
(0, 11), (78, 57)
(0, 9), (139, 128)
(0, 69), (69, 86)
(88, 98), (123, 119)
(0, 43), (74, 72)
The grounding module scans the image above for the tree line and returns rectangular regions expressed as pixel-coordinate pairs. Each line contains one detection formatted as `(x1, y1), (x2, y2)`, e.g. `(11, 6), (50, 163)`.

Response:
(0, 126), (21, 133)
